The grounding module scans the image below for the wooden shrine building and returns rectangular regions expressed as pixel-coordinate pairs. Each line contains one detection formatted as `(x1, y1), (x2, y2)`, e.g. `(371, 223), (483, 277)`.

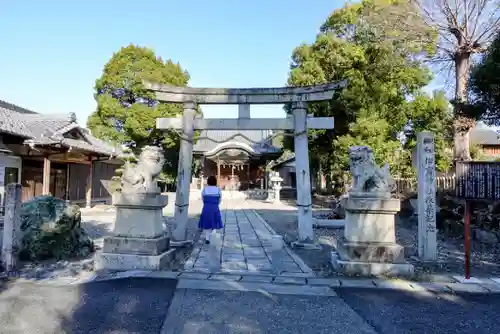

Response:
(191, 130), (282, 190)
(0, 100), (123, 209)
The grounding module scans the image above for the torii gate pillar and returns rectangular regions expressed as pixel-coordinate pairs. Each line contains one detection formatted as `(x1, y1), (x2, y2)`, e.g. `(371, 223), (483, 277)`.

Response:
(291, 101), (315, 246)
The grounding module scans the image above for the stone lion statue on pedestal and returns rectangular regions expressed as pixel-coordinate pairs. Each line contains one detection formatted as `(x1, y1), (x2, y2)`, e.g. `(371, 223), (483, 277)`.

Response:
(121, 146), (165, 193)
(349, 146), (394, 197)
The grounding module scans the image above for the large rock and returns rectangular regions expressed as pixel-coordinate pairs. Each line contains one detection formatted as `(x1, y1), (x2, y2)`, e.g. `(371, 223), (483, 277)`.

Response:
(19, 196), (94, 261)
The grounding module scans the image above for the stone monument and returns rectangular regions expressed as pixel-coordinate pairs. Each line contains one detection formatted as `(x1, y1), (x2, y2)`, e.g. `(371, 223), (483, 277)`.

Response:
(331, 146), (414, 276)
(95, 146), (175, 271)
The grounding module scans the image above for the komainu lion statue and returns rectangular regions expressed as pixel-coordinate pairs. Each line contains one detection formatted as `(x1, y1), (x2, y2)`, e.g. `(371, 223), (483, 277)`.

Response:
(121, 146), (165, 193)
(349, 146), (395, 196)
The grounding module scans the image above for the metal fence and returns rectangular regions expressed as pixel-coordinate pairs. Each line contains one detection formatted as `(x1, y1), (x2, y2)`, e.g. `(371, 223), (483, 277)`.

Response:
(393, 175), (456, 195)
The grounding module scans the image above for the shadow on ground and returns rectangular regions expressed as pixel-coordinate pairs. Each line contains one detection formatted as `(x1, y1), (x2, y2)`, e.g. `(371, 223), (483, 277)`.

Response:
(162, 288), (375, 334)
(336, 287), (500, 334)
(0, 277), (177, 334)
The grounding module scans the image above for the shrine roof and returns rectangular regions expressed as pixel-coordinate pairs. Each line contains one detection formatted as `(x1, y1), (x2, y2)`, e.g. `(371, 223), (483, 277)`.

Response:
(0, 99), (121, 157)
(470, 127), (500, 145)
(193, 130), (282, 155)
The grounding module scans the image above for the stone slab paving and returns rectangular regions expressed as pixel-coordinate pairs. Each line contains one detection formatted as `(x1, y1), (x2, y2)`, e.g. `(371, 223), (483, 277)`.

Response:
(184, 200), (312, 277)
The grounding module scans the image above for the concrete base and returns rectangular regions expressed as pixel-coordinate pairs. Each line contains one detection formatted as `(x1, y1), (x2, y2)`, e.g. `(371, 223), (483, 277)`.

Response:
(291, 241), (322, 250)
(102, 235), (170, 256)
(95, 248), (176, 271)
(170, 240), (194, 248)
(332, 256), (414, 277)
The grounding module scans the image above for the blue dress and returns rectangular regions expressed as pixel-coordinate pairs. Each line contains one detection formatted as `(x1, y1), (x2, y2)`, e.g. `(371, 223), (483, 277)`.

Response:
(198, 186), (224, 230)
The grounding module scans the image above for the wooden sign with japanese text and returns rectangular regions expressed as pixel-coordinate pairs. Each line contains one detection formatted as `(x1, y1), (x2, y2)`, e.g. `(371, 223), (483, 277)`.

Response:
(456, 161), (500, 200)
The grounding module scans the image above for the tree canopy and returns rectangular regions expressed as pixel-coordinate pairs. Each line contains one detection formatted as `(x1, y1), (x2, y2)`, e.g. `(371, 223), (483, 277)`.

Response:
(87, 44), (190, 180)
(470, 31), (500, 125)
(285, 0), (453, 181)
(410, 0), (500, 160)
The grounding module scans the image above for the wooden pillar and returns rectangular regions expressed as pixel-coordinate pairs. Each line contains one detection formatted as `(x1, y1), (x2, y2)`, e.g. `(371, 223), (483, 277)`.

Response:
(65, 163), (70, 200)
(85, 156), (93, 208)
(42, 157), (51, 195)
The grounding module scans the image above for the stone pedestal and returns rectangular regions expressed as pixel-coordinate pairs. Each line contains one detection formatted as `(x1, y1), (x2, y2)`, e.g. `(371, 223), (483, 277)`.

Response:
(95, 191), (175, 271)
(332, 197), (414, 276)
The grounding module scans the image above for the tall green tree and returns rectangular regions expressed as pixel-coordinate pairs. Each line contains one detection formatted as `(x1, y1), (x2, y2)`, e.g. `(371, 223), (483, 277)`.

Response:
(87, 44), (190, 180)
(470, 31), (500, 124)
(285, 0), (452, 183)
(409, 0), (500, 160)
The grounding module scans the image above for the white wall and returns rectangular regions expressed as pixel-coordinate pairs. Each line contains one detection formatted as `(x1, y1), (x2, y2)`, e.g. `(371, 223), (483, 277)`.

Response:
(0, 154), (22, 206)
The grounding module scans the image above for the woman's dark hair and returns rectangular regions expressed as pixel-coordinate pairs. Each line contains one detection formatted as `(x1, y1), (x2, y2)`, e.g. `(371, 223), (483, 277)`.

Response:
(207, 176), (217, 186)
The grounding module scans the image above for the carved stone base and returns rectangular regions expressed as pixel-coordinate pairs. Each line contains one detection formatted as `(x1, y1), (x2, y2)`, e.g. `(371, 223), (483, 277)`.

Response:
(95, 249), (176, 271)
(335, 238), (405, 263)
(102, 235), (170, 256)
(112, 192), (169, 238)
(331, 255), (414, 277)
(344, 197), (400, 244)
(96, 191), (173, 271)
(331, 196), (414, 277)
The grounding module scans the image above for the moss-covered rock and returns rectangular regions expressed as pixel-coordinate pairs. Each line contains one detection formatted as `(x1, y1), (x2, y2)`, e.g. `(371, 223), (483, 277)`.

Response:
(19, 196), (94, 261)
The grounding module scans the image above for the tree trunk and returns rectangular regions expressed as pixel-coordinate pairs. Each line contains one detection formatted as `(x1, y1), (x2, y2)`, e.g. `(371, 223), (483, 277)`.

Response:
(453, 52), (475, 161)
(326, 172), (333, 194)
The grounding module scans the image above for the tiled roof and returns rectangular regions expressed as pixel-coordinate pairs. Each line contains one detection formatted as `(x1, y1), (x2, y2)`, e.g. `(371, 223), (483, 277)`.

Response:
(193, 130), (282, 154)
(0, 101), (34, 137)
(0, 100), (120, 156)
(470, 128), (500, 145)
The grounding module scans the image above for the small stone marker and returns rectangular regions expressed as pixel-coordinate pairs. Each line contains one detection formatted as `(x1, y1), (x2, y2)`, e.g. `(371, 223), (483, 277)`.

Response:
(417, 131), (437, 261)
(209, 230), (222, 272)
(1, 184), (22, 272)
(271, 235), (285, 274)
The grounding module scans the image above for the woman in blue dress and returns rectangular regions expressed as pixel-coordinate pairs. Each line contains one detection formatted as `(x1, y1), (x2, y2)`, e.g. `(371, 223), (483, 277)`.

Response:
(198, 175), (224, 244)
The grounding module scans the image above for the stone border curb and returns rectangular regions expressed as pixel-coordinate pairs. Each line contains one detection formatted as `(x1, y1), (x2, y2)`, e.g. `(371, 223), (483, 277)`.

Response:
(7, 269), (500, 295)
(251, 209), (313, 274)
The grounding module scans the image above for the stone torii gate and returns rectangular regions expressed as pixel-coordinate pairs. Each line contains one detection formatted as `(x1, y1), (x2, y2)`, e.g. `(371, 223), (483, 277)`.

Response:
(145, 80), (347, 248)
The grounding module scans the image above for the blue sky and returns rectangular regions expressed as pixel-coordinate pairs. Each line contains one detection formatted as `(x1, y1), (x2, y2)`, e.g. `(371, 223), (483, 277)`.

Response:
(0, 1), (444, 127)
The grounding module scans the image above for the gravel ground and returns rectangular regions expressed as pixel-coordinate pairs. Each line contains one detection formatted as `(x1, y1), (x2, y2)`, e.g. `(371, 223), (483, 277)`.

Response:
(256, 197), (500, 281)
(1, 200), (203, 281)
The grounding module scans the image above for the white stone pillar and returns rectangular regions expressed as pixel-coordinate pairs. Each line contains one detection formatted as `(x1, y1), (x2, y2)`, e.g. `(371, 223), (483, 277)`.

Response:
(1, 183), (22, 271)
(172, 102), (196, 245)
(292, 102), (315, 245)
(417, 131), (437, 261)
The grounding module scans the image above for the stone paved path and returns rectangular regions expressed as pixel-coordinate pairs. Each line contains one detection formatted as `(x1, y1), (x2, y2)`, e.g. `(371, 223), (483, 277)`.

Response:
(184, 200), (311, 275)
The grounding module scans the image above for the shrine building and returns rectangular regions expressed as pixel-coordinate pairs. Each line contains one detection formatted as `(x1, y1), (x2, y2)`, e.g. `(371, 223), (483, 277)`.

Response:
(191, 130), (282, 190)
